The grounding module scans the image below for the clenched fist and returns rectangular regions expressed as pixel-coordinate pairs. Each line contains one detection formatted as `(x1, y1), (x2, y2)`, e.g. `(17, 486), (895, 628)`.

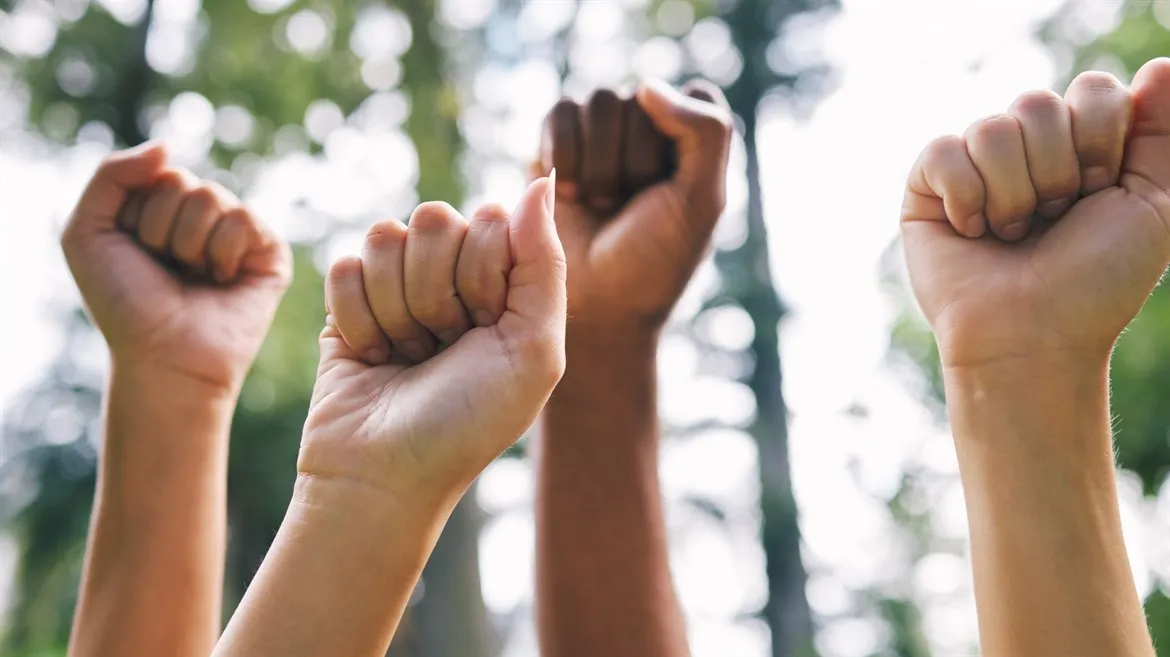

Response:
(902, 58), (1170, 370)
(298, 177), (566, 500)
(536, 79), (733, 335)
(61, 143), (292, 394)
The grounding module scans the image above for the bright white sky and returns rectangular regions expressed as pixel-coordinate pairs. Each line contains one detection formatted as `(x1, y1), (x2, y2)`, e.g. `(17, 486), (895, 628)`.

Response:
(1, 1), (1168, 656)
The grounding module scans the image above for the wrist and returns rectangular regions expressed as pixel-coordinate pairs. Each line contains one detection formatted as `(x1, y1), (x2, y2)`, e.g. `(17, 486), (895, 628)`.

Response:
(943, 351), (1110, 427)
(543, 325), (662, 453)
(557, 325), (659, 396)
(295, 441), (465, 520)
(942, 350), (1110, 402)
(103, 360), (238, 464)
(943, 351), (1115, 477)
(290, 472), (452, 546)
(110, 357), (242, 410)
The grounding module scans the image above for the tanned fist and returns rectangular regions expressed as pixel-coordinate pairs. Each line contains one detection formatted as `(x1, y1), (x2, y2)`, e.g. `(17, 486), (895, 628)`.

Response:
(536, 79), (734, 334)
(901, 58), (1170, 371)
(298, 177), (566, 503)
(61, 142), (292, 394)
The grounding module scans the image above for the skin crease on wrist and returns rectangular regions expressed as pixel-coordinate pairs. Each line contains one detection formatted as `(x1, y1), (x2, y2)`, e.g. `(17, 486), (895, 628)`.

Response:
(213, 174), (566, 656)
(901, 57), (1170, 657)
(62, 142), (292, 657)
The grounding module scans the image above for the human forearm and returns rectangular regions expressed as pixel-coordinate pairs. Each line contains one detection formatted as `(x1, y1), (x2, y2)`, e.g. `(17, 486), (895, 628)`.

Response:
(212, 474), (448, 657)
(69, 363), (236, 657)
(536, 331), (688, 657)
(945, 356), (1155, 657)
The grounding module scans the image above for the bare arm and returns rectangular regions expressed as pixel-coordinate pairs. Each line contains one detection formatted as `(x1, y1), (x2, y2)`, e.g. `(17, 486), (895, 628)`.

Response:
(537, 332), (688, 656)
(214, 178), (565, 656)
(533, 79), (733, 657)
(901, 58), (1170, 657)
(945, 359), (1154, 657)
(62, 144), (291, 657)
(69, 367), (233, 657)
(211, 476), (447, 656)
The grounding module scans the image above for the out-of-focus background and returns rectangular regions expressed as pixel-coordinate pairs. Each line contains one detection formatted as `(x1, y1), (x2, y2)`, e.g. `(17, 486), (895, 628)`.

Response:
(0, 0), (1167, 655)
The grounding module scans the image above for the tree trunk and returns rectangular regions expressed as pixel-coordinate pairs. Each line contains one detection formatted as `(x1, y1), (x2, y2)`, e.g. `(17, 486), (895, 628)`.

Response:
(735, 106), (816, 657)
(720, 1), (817, 654)
(112, 0), (154, 146)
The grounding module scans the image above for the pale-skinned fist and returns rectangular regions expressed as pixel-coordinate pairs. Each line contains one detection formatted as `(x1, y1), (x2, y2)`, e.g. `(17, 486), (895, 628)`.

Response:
(61, 143), (292, 394)
(901, 58), (1170, 371)
(535, 79), (734, 338)
(298, 177), (566, 502)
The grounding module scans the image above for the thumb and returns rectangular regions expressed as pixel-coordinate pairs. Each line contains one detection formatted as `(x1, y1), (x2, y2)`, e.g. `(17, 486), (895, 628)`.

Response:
(68, 141), (169, 235)
(503, 173), (567, 338)
(1123, 58), (1170, 227)
(636, 78), (733, 223)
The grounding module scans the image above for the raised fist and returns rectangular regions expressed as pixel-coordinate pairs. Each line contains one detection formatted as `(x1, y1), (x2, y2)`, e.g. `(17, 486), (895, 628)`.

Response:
(298, 177), (566, 500)
(61, 143), (292, 394)
(535, 79), (733, 335)
(901, 58), (1170, 370)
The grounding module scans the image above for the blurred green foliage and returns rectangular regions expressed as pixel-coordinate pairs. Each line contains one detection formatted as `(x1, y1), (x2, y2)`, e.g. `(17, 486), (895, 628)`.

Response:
(893, 2), (1170, 493)
(0, 0), (446, 653)
(890, 0), (1170, 651)
(3, 0), (1166, 656)
(1072, 0), (1170, 75)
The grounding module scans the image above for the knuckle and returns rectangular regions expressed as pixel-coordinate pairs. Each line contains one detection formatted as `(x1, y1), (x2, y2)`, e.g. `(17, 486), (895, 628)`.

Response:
(327, 255), (363, 286)
(925, 134), (964, 154)
(921, 135), (966, 171)
(365, 220), (406, 249)
(409, 201), (465, 231)
(216, 208), (250, 237)
(1069, 70), (1125, 98)
(472, 203), (510, 224)
(965, 114), (1020, 142)
(586, 88), (621, 112)
(226, 205), (256, 227)
(1010, 89), (1064, 118)
(186, 186), (221, 213)
(150, 172), (185, 197)
(549, 98), (581, 125)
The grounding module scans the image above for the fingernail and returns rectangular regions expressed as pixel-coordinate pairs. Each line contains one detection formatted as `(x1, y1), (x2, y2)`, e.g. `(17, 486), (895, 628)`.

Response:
(1000, 220), (1029, 241)
(1082, 166), (1112, 193)
(1038, 197), (1072, 219)
(473, 310), (494, 327)
(545, 169), (557, 215)
(966, 213), (987, 237)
